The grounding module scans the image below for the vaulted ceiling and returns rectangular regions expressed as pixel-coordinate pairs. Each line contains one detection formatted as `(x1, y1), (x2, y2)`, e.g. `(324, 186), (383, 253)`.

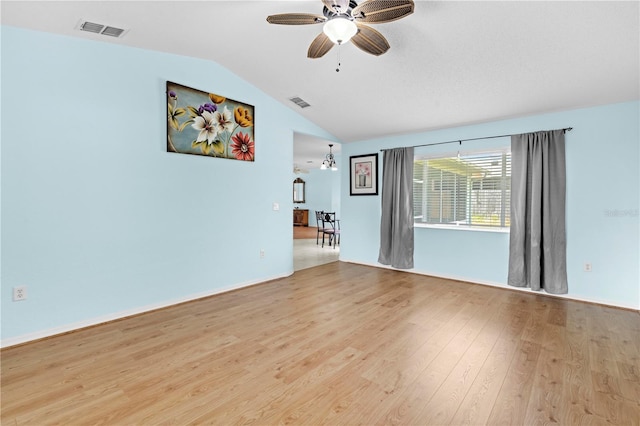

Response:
(2, 1), (639, 167)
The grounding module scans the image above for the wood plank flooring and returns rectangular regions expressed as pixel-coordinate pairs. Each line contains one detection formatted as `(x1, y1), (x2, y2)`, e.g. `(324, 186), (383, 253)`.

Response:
(2, 262), (639, 425)
(293, 226), (319, 239)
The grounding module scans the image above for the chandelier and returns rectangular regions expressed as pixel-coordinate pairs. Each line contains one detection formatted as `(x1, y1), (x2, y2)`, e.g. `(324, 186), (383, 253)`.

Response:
(320, 144), (338, 171)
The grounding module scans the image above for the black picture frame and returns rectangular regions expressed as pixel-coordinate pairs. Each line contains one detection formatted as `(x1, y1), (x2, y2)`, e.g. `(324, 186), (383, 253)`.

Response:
(350, 153), (378, 196)
(166, 81), (255, 161)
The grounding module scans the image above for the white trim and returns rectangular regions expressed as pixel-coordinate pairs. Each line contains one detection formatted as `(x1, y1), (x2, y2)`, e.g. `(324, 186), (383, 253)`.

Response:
(339, 258), (639, 311)
(4, 262), (637, 348)
(1, 272), (293, 349)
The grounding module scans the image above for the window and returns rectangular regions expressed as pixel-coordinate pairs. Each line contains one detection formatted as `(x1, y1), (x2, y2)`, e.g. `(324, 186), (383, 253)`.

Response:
(413, 149), (511, 228)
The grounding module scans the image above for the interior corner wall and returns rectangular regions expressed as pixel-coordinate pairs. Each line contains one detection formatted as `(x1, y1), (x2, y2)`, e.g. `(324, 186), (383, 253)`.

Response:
(0, 26), (336, 346)
(340, 101), (640, 310)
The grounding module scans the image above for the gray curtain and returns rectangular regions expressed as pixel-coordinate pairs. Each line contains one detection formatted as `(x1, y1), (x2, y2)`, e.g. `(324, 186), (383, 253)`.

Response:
(508, 129), (567, 294)
(378, 147), (414, 269)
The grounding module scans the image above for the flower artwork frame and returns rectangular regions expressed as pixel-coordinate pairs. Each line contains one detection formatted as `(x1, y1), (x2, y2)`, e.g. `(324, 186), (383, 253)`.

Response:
(350, 153), (378, 196)
(166, 81), (255, 161)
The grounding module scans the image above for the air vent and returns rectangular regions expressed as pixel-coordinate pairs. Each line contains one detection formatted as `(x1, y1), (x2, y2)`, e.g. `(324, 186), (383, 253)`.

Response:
(289, 96), (311, 109)
(79, 21), (104, 34)
(77, 20), (127, 38)
(101, 26), (125, 38)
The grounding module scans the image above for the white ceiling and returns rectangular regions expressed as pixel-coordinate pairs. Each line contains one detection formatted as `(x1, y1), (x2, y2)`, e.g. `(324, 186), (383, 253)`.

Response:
(2, 1), (639, 167)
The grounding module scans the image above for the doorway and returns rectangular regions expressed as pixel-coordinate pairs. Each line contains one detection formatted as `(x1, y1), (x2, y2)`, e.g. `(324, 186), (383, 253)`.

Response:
(292, 133), (341, 270)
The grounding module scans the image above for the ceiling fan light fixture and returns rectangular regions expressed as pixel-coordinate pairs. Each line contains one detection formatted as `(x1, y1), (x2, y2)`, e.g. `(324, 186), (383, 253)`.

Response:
(323, 17), (357, 45)
(266, 0), (415, 58)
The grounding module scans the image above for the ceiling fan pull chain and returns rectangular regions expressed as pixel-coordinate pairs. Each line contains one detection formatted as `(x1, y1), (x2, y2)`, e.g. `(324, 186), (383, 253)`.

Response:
(336, 44), (341, 72)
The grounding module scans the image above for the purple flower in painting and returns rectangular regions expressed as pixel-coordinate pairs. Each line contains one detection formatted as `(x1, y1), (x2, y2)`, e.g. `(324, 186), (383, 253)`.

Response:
(168, 90), (177, 100)
(198, 102), (217, 115)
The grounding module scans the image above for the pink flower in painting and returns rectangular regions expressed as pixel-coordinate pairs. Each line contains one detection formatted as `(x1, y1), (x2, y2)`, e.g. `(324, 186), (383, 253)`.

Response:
(230, 132), (255, 161)
(356, 163), (371, 177)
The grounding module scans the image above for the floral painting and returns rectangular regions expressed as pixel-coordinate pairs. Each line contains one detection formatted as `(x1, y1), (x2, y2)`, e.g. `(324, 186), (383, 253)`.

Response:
(350, 153), (378, 195)
(166, 81), (255, 161)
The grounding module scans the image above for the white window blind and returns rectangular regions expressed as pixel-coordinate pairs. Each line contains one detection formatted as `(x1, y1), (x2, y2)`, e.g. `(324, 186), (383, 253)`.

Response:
(413, 149), (511, 228)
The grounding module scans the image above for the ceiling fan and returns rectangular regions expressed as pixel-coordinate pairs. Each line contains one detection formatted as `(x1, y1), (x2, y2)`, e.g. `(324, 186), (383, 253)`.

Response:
(266, 0), (414, 59)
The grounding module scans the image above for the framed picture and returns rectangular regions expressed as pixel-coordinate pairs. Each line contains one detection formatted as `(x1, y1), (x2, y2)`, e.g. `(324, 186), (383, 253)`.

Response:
(350, 153), (378, 196)
(166, 81), (255, 161)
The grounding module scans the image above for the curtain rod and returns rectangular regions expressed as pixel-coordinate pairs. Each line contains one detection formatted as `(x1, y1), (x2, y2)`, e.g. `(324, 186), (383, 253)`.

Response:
(380, 127), (573, 151)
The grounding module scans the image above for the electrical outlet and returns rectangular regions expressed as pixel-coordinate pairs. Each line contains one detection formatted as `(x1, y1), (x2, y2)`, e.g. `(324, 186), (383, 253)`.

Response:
(260, 249), (265, 259)
(584, 263), (592, 272)
(13, 286), (27, 301)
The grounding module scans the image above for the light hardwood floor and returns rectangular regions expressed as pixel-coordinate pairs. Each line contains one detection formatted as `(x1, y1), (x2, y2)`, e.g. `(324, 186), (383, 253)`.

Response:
(2, 262), (639, 425)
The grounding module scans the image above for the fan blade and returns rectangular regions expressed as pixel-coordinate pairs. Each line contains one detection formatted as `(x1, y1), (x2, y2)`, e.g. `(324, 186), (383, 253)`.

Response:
(351, 24), (390, 56)
(266, 13), (326, 25)
(308, 32), (334, 58)
(352, 0), (414, 23)
(321, 0), (350, 14)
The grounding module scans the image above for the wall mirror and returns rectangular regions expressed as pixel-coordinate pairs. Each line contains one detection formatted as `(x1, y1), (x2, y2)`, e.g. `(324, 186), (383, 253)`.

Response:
(293, 178), (305, 203)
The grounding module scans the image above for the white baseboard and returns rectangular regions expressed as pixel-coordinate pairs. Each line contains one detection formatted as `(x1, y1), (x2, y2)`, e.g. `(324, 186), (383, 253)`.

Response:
(4, 261), (636, 348)
(1, 271), (293, 349)
(340, 258), (639, 311)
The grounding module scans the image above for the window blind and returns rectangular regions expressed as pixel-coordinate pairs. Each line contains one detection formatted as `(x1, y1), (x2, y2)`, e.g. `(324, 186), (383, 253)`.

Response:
(413, 150), (511, 227)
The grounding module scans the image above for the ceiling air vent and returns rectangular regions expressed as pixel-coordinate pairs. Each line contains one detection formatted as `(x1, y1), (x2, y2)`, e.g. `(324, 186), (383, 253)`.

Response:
(79, 21), (104, 34)
(289, 96), (311, 109)
(77, 21), (127, 38)
(101, 26), (126, 38)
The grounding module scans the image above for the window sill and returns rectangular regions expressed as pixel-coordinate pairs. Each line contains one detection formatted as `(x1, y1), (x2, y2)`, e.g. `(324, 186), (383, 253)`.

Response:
(414, 223), (510, 233)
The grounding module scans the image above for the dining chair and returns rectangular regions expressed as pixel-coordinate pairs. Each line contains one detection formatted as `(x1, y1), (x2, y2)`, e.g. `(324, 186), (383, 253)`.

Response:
(314, 211), (325, 245)
(321, 212), (340, 248)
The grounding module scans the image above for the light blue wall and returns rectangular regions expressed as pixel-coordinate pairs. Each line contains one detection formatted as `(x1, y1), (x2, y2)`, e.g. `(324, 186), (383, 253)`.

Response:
(0, 26), (337, 343)
(340, 101), (640, 309)
(292, 167), (341, 225)
(2, 27), (638, 346)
